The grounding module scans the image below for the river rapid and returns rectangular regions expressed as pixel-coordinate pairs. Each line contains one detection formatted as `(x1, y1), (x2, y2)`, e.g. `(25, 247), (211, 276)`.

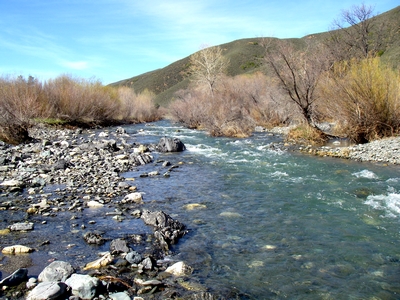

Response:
(123, 121), (400, 299)
(2, 120), (400, 299)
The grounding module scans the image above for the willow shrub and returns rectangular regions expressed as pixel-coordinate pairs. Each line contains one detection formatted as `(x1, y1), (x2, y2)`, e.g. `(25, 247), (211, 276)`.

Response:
(43, 75), (120, 124)
(321, 57), (400, 143)
(168, 73), (288, 138)
(0, 76), (44, 144)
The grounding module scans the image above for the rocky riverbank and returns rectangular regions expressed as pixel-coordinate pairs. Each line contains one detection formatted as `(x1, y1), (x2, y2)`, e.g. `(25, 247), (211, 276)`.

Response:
(0, 125), (215, 300)
(298, 136), (400, 165)
(261, 125), (400, 165)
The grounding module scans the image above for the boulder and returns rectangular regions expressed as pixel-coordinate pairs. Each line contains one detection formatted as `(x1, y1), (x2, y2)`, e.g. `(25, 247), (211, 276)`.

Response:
(65, 274), (99, 299)
(141, 210), (187, 250)
(38, 261), (74, 282)
(26, 281), (69, 300)
(156, 137), (186, 152)
(0, 268), (28, 287)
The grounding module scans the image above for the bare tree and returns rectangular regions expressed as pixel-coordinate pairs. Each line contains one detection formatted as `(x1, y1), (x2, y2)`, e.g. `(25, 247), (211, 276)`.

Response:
(264, 39), (330, 129)
(189, 45), (229, 97)
(328, 3), (393, 61)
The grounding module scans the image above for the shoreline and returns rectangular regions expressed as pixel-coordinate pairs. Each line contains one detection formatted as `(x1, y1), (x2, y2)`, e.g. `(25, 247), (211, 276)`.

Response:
(263, 126), (400, 165)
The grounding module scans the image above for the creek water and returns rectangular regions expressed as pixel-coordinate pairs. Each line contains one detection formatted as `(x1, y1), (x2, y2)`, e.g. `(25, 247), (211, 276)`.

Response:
(125, 121), (400, 299)
(2, 120), (400, 299)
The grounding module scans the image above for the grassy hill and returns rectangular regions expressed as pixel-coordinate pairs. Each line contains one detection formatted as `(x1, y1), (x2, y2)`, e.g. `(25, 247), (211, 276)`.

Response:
(110, 5), (400, 107)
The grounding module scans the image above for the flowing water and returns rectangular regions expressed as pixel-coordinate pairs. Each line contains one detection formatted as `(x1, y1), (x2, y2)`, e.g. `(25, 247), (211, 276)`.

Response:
(2, 120), (400, 299)
(124, 121), (400, 299)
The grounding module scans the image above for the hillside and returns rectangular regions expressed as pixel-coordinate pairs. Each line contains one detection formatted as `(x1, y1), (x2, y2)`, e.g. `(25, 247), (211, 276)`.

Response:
(110, 5), (400, 107)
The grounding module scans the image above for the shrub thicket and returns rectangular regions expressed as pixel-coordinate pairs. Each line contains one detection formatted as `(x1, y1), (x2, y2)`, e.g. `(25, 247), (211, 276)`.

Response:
(320, 57), (400, 142)
(0, 75), (161, 144)
(168, 73), (291, 137)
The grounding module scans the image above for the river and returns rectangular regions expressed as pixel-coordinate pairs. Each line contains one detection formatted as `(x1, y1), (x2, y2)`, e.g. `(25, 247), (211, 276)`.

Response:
(122, 121), (400, 299)
(2, 120), (400, 299)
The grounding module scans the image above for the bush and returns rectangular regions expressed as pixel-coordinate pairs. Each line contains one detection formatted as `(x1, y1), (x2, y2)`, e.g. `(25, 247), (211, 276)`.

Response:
(321, 57), (400, 142)
(0, 76), (42, 144)
(43, 75), (120, 124)
(286, 124), (328, 145)
(168, 73), (290, 137)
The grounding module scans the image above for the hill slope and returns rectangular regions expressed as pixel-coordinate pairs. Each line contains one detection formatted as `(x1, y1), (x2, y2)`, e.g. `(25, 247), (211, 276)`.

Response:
(110, 6), (400, 107)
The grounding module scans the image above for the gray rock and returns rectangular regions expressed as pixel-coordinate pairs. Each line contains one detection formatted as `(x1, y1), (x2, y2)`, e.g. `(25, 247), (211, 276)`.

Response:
(156, 137), (186, 152)
(27, 281), (69, 300)
(110, 238), (130, 254)
(140, 257), (153, 270)
(65, 274), (99, 300)
(0, 268), (28, 287)
(125, 251), (143, 264)
(38, 261), (75, 282)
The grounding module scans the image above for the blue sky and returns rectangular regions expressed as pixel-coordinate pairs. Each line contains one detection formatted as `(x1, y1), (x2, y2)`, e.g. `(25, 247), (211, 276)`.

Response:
(0, 0), (398, 85)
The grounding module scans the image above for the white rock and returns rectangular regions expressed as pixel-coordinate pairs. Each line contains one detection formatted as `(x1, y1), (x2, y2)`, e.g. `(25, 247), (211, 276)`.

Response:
(2, 245), (34, 254)
(165, 261), (193, 276)
(122, 192), (143, 204)
(87, 200), (104, 208)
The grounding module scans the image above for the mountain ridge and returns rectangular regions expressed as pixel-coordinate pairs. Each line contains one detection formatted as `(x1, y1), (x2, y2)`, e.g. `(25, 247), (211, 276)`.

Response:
(110, 5), (400, 107)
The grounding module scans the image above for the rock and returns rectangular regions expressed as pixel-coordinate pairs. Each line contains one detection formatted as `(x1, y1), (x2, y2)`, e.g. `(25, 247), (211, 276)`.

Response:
(148, 170), (160, 176)
(8, 222), (34, 231)
(83, 252), (113, 270)
(110, 238), (130, 254)
(109, 291), (131, 300)
(184, 203), (207, 210)
(2, 245), (34, 254)
(156, 137), (186, 152)
(122, 192), (143, 204)
(115, 127), (126, 134)
(83, 231), (105, 245)
(26, 277), (38, 289)
(0, 268), (28, 287)
(51, 159), (68, 171)
(38, 261), (74, 282)
(141, 210), (187, 250)
(86, 200), (104, 208)
(165, 261), (193, 276)
(65, 274), (99, 299)
(26, 281), (69, 300)
(140, 257), (153, 270)
(125, 251), (143, 264)
(0, 179), (24, 187)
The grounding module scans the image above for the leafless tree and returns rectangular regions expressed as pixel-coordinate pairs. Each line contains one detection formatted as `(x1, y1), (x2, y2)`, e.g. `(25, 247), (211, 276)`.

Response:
(328, 3), (393, 61)
(264, 39), (330, 129)
(189, 45), (229, 97)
